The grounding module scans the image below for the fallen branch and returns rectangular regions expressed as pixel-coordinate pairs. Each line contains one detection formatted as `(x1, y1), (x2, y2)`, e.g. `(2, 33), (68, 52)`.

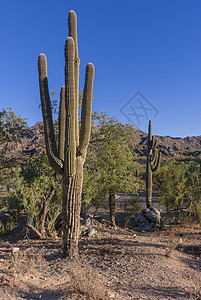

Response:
(25, 224), (44, 239)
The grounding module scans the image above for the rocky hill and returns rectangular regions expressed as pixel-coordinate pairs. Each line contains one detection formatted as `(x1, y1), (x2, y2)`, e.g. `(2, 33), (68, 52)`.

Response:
(137, 130), (201, 159)
(9, 122), (201, 161)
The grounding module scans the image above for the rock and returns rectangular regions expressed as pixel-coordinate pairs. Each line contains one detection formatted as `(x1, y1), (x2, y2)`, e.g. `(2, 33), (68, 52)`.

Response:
(161, 223), (171, 230)
(151, 207), (161, 221)
(134, 214), (148, 225)
(178, 237), (183, 245)
(80, 215), (92, 227)
(0, 273), (15, 286)
(133, 207), (160, 232)
(142, 224), (154, 231)
(12, 247), (20, 254)
(134, 224), (153, 232)
(85, 228), (97, 238)
(56, 214), (93, 232)
(108, 291), (115, 299)
(141, 208), (149, 215)
(145, 209), (160, 224)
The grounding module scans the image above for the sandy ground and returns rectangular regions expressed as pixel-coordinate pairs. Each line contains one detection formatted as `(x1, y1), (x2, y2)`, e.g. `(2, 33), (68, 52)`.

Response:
(0, 218), (200, 300)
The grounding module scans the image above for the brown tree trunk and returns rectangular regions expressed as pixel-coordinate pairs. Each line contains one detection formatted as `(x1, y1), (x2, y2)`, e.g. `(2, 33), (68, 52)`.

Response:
(38, 185), (57, 237)
(62, 156), (84, 258)
(109, 190), (116, 227)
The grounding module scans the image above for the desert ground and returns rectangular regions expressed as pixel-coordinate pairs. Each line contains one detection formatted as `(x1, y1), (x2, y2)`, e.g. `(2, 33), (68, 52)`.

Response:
(0, 210), (200, 300)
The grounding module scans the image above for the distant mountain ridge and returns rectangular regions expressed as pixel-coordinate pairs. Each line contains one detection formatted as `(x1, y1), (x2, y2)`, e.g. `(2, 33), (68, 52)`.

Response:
(137, 130), (201, 159)
(17, 122), (201, 160)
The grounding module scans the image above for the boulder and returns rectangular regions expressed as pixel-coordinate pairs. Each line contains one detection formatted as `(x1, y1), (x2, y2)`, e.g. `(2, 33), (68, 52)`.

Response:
(133, 207), (161, 232)
(80, 215), (92, 227)
(84, 228), (97, 238)
(141, 208), (149, 215)
(145, 208), (160, 224)
(134, 214), (148, 225)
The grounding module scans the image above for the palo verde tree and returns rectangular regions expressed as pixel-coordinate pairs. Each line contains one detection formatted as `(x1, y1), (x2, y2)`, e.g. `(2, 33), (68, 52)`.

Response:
(83, 111), (140, 227)
(155, 160), (201, 224)
(0, 108), (32, 184)
(146, 120), (161, 208)
(38, 10), (95, 257)
(7, 152), (62, 237)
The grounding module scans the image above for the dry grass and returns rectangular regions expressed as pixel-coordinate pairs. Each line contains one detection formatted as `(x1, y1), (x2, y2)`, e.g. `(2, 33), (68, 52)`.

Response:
(164, 238), (179, 257)
(8, 247), (46, 275)
(159, 223), (200, 237)
(61, 262), (111, 300)
(185, 276), (201, 300)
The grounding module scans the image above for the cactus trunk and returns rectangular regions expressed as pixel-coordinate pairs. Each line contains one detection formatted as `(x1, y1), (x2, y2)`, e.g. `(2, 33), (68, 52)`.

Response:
(62, 156), (84, 257)
(146, 153), (153, 209)
(38, 10), (94, 258)
(146, 120), (161, 209)
(109, 189), (116, 227)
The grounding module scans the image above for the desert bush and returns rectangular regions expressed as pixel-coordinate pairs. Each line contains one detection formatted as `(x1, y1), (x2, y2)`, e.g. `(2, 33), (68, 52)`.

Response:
(6, 153), (62, 237)
(83, 111), (140, 226)
(61, 263), (110, 300)
(8, 247), (46, 274)
(155, 160), (201, 225)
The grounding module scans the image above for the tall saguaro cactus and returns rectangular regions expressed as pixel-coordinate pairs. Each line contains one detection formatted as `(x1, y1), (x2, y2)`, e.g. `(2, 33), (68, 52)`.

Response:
(38, 10), (95, 258)
(146, 120), (161, 209)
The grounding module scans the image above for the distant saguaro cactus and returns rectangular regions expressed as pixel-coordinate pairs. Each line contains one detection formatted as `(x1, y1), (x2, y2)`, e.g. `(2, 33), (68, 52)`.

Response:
(146, 120), (161, 208)
(38, 10), (95, 258)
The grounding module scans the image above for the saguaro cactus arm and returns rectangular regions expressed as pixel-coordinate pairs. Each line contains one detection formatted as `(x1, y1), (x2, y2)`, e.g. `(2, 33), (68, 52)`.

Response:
(58, 86), (66, 161)
(77, 63), (95, 156)
(64, 37), (76, 176)
(68, 10), (80, 146)
(38, 54), (63, 173)
(151, 152), (161, 172)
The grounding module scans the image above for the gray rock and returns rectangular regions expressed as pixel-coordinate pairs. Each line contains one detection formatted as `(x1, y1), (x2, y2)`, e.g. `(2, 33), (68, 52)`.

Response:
(80, 215), (92, 227)
(86, 228), (97, 238)
(161, 223), (171, 230)
(141, 208), (149, 215)
(134, 227), (143, 232)
(142, 224), (155, 231)
(151, 207), (161, 221)
(145, 210), (160, 224)
(134, 224), (153, 232)
(134, 214), (148, 224)
(84, 216), (92, 227)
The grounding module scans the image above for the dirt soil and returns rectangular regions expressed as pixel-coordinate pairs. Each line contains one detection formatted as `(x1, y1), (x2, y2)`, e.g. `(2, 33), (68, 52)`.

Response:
(0, 219), (200, 300)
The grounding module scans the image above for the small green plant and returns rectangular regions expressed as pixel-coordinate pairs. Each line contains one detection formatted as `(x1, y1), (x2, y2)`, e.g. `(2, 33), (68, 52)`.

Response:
(0, 224), (5, 233)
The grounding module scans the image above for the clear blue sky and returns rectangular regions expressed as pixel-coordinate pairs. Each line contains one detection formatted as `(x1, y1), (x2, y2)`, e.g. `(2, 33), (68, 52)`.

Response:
(0, 0), (201, 138)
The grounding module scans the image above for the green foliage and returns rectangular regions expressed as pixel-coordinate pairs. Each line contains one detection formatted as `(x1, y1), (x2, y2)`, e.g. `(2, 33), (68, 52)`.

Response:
(155, 160), (187, 213)
(7, 153), (62, 232)
(83, 111), (140, 212)
(0, 107), (27, 143)
(155, 160), (201, 224)
(0, 107), (30, 184)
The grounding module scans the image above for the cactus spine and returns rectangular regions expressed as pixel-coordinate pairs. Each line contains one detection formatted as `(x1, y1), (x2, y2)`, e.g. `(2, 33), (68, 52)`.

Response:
(146, 120), (161, 209)
(38, 10), (94, 258)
